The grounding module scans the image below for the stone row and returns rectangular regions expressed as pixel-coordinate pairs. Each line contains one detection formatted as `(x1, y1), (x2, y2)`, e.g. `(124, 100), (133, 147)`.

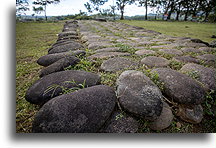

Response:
(26, 20), (215, 133)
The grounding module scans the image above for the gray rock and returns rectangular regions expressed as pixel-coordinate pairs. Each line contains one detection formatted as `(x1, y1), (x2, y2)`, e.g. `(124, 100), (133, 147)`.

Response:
(100, 111), (139, 133)
(116, 70), (163, 120)
(150, 45), (168, 49)
(48, 41), (84, 54)
(183, 42), (207, 48)
(180, 63), (215, 91)
(173, 56), (200, 64)
(159, 49), (183, 56)
(196, 54), (215, 66)
(57, 35), (79, 41)
(25, 70), (100, 105)
(95, 47), (120, 53)
(149, 102), (173, 131)
(37, 50), (86, 67)
(135, 49), (156, 56)
(209, 40), (216, 47)
(58, 31), (78, 38)
(101, 57), (137, 72)
(198, 47), (215, 53)
(88, 52), (130, 60)
(177, 104), (203, 124)
(39, 56), (80, 77)
(88, 42), (113, 50)
(151, 68), (206, 104)
(190, 38), (209, 46)
(181, 48), (202, 54)
(32, 85), (116, 133)
(141, 56), (169, 68)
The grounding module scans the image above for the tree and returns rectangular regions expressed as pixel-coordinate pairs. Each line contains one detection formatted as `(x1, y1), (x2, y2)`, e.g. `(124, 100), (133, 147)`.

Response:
(116, 0), (135, 20)
(84, 0), (108, 14)
(33, 6), (44, 20)
(16, 0), (30, 16)
(138, 0), (150, 20)
(199, 0), (215, 22)
(32, 0), (60, 21)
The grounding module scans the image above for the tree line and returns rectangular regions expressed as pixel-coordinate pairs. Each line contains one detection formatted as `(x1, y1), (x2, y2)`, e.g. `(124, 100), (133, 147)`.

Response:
(16, 0), (216, 22)
(85, 0), (215, 21)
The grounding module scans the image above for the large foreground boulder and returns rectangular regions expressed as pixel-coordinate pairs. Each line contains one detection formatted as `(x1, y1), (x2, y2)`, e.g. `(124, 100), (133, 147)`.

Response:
(32, 85), (116, 133)
(116, 70), (163, 121)
(25, 70), (100, 105)
(151, 68), (205, 104)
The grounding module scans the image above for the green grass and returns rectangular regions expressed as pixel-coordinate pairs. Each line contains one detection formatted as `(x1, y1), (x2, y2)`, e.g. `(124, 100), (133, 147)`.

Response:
(119, 20), (216, 43)
(16, 21), (64, 133)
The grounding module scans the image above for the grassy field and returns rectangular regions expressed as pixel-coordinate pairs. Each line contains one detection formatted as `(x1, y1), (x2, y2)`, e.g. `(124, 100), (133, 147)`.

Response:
(16, 21), (64, 132)
(119, 20), (216, 43)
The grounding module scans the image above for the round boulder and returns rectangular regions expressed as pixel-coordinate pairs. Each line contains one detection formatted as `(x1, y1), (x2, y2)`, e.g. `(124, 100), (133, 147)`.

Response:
(116, 70), (163, 121)
(141, 56), (169, 68)
(39, 56), (80, 77)
(149, 102), (173, 131)
(37, 50), (85, 67)
(101, 57), (137, 72)
(151, 68), (206, 104)
(32, 85), (116, 133)
(25, 70), (100, 105)
(177, 104), (203, 124)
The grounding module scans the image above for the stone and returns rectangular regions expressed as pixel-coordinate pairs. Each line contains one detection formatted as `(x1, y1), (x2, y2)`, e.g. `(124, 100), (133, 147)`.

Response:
(48, 41), (84, 54)
(88, 52), (130, 60)
(198, 47), (215, 53)
(190, 38), (209, 46)
(116, 70), (163, 121)
(32, 85), (116, 133)
(150, 45), (168, 49)
(52, 40), (76, 48)
(88, 42), (113, 50)
(196, 54), (215, 66)
(151, 68), (206, 105)
(135, 49), (156, 56)
(25, 70), (100, 105)
(177, 104), (203, 124)
(183, 42), (207, 48)
(101, 57), (137, 72)
(181, 48), (202, 54)
(159, 49), (183, 56)
(57, 35), (79, 41)
(209, 40), (216, 47)
(141, 56), (169, 68)
(173, 56), (200, 64)
(180, 63), (215, 91)
(149, 102), (174, 131)
(37, 50), (85, 67)
(58, 31), (78, 38)
(100, 111), (139, 133)
(95, 47), (120, 53)
(39, 56), (80, 77)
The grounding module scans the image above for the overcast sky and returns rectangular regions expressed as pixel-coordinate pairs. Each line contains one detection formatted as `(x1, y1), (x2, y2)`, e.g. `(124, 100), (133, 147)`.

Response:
(25, 0), (154, 16)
